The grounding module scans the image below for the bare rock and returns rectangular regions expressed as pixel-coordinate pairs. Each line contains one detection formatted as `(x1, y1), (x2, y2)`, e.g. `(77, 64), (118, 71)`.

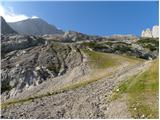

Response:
(141, 25), (159, 38)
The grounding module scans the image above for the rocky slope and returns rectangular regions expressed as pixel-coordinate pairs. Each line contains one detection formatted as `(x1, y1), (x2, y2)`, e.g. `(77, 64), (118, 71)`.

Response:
(1, 30), (159, 118)
(1, 33), (159, 98)
(1, 49), (150, 119)
(1, 34), (83, 100)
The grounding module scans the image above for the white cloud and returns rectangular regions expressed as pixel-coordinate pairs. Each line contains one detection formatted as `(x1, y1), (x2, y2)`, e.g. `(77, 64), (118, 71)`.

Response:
(0, 4), (38, 22)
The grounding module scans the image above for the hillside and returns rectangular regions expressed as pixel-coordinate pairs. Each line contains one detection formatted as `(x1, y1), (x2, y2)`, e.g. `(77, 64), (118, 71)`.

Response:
(1, 31), (159, 118)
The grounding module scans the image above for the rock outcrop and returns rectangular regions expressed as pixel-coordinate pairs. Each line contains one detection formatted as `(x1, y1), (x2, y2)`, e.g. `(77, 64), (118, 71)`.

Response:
(63, 31), (91, 42)
(1, 35), (46, 54)
(1, 34), (83, 98)
(141, 25), (159, 38)
(152, 25), (159, 38)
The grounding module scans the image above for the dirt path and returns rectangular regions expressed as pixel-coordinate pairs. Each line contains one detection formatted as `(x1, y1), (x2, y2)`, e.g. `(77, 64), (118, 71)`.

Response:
(1, 60), (152, 119)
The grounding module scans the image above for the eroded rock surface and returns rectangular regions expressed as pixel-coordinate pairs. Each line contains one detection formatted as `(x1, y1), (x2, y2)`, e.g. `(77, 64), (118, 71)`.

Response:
(1, 35), (83, 99)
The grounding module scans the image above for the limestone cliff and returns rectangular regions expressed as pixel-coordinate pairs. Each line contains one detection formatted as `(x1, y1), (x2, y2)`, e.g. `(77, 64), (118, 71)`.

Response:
(141, 25), (159, 38)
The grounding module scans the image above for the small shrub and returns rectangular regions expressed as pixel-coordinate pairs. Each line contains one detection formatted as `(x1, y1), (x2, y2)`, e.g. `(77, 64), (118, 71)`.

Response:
(1, 80), (12, 93)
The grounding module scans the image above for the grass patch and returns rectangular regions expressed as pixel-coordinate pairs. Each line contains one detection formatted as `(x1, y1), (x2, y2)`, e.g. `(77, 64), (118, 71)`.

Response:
(110, 78), (132, 101)
(83, 50), (143, 69)
(83, 50), (121, 69)
(137, 38), (159, 51)
(81, 42), (97, 48)
(111, 59), (159, 118)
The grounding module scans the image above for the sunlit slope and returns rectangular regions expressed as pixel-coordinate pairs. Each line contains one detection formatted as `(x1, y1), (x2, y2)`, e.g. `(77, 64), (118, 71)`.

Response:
(111, 58), (159, 118)
(1, 50), (144, 108)
(83, 50), (144, 69)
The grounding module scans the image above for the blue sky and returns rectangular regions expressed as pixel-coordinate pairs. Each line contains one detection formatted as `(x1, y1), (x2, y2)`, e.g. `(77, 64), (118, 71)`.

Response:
(1, 1), (159, 36)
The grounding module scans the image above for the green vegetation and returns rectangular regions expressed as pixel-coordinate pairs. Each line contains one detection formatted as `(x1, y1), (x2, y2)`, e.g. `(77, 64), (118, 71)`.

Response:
(83, 50), (118, 69)
(84, 50), (143, 69)
(104, 42), (132, 53)
(82, 42), (97, 48)
(111, 59), (159, 118)
(114, 44), (131, 53)
(137, 38), (159, 51)
(46, 65), (60, 74)
(82, 41), (134, 54)
(137, 38), (159, 44)
(1, 80), (12, 93)
(104, 41), (130, 46)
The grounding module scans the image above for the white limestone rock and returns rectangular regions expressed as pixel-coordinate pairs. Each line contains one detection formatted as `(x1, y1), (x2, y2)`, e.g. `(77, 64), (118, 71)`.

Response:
(141, 28), (152, 38)
(152, 25), (159, 38)
(141, 25), (159, 38)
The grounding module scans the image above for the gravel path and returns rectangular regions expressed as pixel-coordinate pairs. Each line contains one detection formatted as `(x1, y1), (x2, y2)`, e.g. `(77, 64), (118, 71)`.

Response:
(1, 61), (151, 119)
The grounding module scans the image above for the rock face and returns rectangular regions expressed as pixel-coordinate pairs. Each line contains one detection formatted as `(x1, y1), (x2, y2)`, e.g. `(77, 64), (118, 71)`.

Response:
(141, 29), (152, 38)
(152, 26), (159, 38)
(1, 34), (83, 98)
(8, 18), (64, 35)
(141, 25), (159, 38)
(1, 35), (46, 53)
(0, 16), (17, 35)
(63, 31), (90, 42)
(63, 31), (138, 43)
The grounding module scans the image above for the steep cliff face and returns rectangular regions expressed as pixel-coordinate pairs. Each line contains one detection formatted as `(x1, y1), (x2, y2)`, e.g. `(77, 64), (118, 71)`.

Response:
(141, 25), (159, 38)
(152, 26), (159, 38)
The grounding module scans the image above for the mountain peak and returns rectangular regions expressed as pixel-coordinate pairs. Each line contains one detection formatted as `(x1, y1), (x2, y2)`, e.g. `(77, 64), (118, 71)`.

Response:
(8, 17), (64, 35)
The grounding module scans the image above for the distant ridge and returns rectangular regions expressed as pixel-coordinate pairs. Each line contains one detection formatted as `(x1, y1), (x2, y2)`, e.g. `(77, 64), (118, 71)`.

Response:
(8, 18), (64, 35)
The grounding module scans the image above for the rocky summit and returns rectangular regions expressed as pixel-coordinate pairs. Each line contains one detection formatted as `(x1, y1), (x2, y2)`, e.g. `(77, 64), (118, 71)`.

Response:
(141, 25), (159, 38)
